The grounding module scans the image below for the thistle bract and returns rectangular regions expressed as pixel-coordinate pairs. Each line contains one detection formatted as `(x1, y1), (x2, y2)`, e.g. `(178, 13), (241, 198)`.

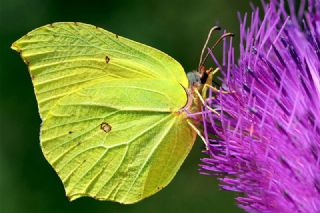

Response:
(197, 1), (320, 212)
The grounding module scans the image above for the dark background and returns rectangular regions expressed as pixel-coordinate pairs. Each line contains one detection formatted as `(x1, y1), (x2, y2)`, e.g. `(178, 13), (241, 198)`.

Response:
(0, 0), (259, 212)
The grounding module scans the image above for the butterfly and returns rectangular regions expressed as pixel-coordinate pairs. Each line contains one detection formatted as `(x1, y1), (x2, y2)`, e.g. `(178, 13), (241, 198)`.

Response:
(12, 22), (232, 204)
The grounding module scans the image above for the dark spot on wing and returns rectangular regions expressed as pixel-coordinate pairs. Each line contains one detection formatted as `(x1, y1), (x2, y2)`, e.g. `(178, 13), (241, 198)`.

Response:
(157, 186), (163, 191)
(68, 131), (73, 134)
(100, 122), (112, 133)
(25, 59), (30, 65)
(105, 56), (110, 64)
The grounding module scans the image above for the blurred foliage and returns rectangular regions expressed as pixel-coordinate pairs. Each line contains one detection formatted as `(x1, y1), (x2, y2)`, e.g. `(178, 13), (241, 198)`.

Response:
(0, 0), (260, 212)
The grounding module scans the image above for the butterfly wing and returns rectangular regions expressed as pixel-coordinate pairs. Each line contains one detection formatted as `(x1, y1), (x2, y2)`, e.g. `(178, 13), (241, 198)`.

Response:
(12, 22), (196, 204)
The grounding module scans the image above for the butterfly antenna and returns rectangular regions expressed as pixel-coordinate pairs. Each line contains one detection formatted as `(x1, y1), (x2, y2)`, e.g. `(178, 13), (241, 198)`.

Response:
(200, 32), (235, 69)
(198, 26), (221, 70)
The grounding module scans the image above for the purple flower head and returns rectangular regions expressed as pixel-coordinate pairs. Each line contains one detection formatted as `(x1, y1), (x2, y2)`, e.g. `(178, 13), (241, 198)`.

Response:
(198, 1), (320, 212)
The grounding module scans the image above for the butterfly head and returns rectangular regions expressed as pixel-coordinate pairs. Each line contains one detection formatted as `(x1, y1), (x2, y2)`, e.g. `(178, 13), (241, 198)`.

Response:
(187, 70), (201, 88)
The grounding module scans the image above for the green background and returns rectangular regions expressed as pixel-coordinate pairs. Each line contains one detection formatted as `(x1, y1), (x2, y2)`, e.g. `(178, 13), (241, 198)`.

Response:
(0, 0), (259, 212)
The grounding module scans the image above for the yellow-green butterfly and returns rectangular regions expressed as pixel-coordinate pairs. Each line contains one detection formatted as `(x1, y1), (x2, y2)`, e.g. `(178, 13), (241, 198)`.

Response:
(12, 22), (228, 204)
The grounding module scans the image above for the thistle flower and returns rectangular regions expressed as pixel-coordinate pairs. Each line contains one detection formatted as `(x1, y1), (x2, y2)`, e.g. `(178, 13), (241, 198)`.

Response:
(198, 1), (320, 212)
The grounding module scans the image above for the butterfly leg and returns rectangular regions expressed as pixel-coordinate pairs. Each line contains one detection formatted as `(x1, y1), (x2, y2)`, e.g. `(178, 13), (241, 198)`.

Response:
(186, 119), (208, 149)
(201, 67), (219, 99)
(203, 84), (233, 95)
(194, 89), (219, 115)
(201, 67), (235, 101)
